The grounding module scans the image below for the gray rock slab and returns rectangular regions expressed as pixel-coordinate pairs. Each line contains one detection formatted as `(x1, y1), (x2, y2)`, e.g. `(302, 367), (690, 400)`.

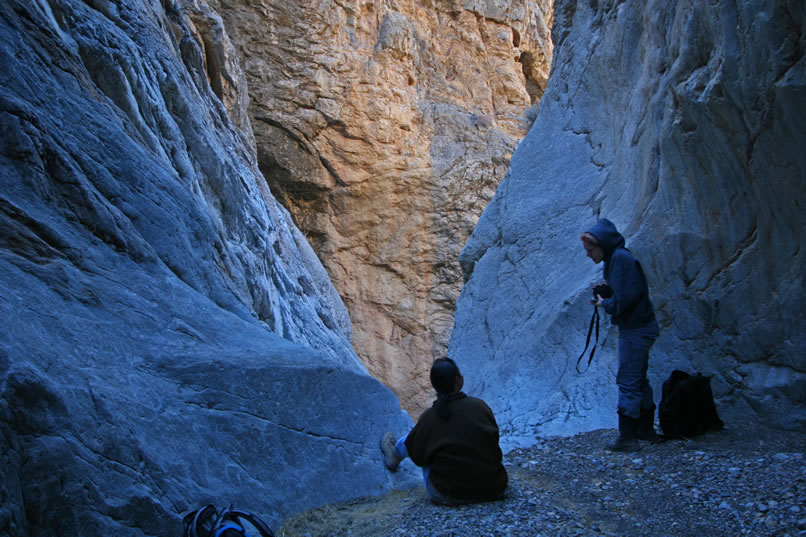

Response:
(451, 0), (806, 448)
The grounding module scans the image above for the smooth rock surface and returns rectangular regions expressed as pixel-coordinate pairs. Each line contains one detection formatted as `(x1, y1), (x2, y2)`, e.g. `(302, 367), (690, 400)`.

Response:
(451, 0), (806, 446)
(0, 1), (414, 535)
(208, 0), (554, 416)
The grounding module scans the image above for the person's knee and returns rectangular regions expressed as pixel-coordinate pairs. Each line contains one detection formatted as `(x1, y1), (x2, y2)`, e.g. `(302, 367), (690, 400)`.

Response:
(617, 351), (648, 386)
(617, 369), (644, 392)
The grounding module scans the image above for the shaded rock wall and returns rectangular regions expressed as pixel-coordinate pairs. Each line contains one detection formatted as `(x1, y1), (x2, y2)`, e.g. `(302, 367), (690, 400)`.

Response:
(0, 0), (414, 535)
(208, 0), (553, 416)
(451, 0), (806, 446)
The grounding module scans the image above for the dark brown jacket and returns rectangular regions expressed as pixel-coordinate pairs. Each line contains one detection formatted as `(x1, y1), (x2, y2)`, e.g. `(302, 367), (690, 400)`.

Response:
(405, 394), (508, 500)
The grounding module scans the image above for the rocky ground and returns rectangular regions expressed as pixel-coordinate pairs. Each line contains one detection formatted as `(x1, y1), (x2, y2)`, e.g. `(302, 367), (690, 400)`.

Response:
(278, 424), (806, 537)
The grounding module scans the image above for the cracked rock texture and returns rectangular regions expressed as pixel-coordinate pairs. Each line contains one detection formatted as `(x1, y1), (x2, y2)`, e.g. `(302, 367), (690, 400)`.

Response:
(0, 1), (415, 535)
(207, 0), (553, 416)
(451, 0), (806, 447)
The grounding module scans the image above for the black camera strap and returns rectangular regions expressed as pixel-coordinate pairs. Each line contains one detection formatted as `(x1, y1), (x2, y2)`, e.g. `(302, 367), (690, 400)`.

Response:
(576, 306), (600, 374)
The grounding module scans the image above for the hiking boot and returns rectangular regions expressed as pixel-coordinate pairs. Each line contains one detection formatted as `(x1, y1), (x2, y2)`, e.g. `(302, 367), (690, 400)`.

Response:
(638, 406), (659, 443)
(381, 432), (403, 471)
(607, 414), (641, 453)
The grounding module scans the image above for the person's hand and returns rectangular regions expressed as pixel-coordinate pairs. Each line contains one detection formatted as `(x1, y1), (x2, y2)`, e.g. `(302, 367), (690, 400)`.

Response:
(590, 294), (604, 307)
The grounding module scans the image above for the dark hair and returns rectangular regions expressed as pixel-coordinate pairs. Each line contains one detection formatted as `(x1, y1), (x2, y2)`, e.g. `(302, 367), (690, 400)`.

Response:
(430, 358), (461, 420)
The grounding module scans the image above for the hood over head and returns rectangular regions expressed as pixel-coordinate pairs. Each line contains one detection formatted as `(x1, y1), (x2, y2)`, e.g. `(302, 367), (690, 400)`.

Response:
(585, 219), (625, 258)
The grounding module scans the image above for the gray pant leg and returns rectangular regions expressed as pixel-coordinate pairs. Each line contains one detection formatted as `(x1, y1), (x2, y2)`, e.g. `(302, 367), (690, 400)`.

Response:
(616, 322), (659, 418)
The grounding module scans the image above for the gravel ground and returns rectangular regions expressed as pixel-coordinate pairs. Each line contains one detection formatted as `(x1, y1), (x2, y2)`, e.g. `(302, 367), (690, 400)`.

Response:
(278, 424), (806, 537)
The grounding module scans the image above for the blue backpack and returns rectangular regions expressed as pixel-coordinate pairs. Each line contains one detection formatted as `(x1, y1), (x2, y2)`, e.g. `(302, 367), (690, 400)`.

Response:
(182, 505), (275, 537)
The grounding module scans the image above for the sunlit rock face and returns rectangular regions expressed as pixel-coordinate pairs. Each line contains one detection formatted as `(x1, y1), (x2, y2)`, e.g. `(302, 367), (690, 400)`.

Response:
(0, 1), (414, 535)
(208, 0), (553, 416)
(451, 0), (806, 447)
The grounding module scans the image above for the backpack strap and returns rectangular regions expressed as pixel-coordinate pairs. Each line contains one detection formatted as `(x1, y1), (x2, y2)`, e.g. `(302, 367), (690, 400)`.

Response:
(183, 505), (217, 537)
(228, 510), (276, 537)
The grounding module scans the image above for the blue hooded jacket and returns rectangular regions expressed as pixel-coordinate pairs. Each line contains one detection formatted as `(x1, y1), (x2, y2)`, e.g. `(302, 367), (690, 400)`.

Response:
(586, 219), (656, 329)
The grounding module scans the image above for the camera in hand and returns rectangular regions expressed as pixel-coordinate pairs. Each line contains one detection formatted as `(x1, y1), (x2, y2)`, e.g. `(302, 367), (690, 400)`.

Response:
(592, 283), (613, 299)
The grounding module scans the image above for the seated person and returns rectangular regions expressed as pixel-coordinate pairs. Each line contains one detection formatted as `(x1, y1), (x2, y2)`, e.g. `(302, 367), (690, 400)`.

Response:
(380, 358), (508, 504)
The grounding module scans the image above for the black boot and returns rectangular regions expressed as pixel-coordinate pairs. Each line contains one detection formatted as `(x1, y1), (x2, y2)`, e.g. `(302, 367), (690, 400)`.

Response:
(638, 406), (659, 443)
(607, 413), (641, 453)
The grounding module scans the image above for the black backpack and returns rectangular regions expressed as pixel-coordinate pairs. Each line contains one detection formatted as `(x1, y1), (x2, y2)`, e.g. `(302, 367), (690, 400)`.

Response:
(182, 505), (275, 537)
(658, 370), (724, 438)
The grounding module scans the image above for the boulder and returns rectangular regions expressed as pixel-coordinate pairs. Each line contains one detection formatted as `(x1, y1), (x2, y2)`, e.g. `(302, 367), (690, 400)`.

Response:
(0, 1), (414, 535)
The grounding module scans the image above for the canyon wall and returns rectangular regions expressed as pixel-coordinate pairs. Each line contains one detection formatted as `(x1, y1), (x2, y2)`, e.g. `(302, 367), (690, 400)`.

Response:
(208, 0), (553, 416)
(0, 1), (415, 535)
(451, 0), (806, 447)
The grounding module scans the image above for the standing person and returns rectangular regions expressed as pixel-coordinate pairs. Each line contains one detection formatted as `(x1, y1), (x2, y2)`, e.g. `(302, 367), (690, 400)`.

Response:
(380, 358), (508, 504)
(581, 218), (660, 452)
